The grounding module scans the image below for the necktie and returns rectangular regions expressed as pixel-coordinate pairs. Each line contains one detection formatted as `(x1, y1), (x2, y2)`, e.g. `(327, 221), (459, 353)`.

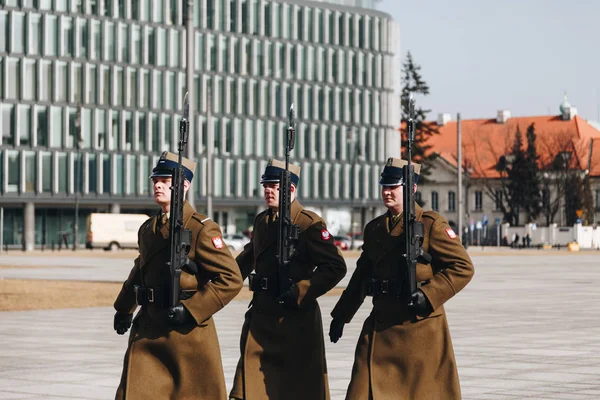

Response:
(389, 214), (401, 230)
(159, 213), (168, 228)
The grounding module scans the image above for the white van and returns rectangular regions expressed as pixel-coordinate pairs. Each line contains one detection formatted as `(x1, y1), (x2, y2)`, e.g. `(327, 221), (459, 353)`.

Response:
(86, 213), (149, 251)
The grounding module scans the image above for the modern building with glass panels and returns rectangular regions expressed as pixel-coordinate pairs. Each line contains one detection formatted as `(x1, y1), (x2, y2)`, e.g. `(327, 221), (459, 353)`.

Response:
(0, 0), (399, 250)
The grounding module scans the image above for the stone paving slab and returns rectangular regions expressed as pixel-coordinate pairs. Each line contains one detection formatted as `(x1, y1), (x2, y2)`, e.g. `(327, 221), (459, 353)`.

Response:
(1, 253), (600, 399)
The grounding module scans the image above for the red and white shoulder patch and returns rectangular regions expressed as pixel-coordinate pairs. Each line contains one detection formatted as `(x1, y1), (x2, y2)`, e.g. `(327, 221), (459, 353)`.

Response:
(321, 229), (331, 240)
(445, 228), (457, 239)
(212, 236), (224, 249)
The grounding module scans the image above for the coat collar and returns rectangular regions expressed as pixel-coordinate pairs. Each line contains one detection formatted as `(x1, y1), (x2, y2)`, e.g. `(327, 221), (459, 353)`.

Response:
(372, 203), (424, 265)
(140, 201), (196, 266)
(387, 203), (424, 236)
(255, 200), (303, 258)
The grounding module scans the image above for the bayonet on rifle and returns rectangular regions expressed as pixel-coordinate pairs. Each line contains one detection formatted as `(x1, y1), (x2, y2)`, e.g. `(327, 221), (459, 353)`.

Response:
(276, 104), (300, 304)
(167, 92), (196, 307)
(403, 94), (431, 305)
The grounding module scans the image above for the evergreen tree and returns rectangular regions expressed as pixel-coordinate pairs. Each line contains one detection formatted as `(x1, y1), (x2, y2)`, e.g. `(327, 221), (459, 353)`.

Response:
(505, 125), (526, 226)
(400, 52), (438, 181)
(522, 123), (542, 221)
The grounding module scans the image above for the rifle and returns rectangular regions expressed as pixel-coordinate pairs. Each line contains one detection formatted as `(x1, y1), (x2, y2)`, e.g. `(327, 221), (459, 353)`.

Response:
(403, 94), (431, 305)
(167, 92), (197, 308)
(276, 104), (300, 304)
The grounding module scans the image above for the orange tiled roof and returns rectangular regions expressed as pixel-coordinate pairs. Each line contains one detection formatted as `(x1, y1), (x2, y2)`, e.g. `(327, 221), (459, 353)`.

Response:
(589, 138), (600, 176)
(419, 115), (600, 178)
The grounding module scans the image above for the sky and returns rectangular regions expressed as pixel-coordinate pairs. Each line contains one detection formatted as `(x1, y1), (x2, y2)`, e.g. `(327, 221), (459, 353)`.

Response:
(376, 0), (600, 121)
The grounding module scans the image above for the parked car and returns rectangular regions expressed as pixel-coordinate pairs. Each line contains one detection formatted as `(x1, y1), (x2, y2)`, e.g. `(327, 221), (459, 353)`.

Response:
(222, 233), (250, 251)
(333, 235), (351, 251)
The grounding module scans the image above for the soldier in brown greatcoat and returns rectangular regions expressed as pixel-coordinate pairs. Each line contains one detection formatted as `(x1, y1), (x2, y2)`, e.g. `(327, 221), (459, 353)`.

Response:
(113, 151), (243, 400)
(329, 157), (475, 400)
(229, 159), (347, 400)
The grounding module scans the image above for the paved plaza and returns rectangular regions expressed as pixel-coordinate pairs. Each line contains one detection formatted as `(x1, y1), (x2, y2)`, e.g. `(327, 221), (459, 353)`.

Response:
(1, 251), (600, 399)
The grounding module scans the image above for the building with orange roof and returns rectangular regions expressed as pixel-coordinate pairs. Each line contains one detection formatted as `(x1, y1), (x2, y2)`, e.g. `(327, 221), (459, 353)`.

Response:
(416, 97), (600, 239)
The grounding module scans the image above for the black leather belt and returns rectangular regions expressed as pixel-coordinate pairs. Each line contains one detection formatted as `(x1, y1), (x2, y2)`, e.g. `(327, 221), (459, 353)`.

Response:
(248, 273), (278, 293)
(135, 285), (168, 306)
(367, 278), (427, 297)
(134, 286), (196, 306)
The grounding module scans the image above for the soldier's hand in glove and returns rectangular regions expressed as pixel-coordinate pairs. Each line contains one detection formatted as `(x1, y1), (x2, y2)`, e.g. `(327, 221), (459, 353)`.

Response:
(182, 259), (198, 275)
(408, 289), (433, 317)
(167, 304), (194, 325)
(114, 313), (132, 335)
(278, 283), (299, 310)
(329, 319), (345, 343)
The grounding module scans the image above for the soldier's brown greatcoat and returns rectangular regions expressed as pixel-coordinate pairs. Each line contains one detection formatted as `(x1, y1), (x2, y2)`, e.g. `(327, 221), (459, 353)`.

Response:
(114, 202), (243, 399)
(331, 204), (474, 400)
(230, 200), (347, 400)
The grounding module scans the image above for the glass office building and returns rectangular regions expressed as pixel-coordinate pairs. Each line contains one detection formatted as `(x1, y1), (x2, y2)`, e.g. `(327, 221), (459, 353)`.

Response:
(0, 0), (399, 250)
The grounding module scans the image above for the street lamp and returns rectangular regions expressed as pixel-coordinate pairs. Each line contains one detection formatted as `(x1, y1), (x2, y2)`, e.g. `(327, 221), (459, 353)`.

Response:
(347, 128), (358, 250)
(73, 105), (83, 251)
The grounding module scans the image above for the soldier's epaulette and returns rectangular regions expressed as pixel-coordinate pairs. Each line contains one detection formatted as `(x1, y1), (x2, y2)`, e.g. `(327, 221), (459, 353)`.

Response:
(299, 209), (317, 222)
(140, 217), (154, 231)
(191, 213), (211, 225)
(365, 216), (383, 233)
(422, 210), (441, 220)
(256, 209), (269, 219)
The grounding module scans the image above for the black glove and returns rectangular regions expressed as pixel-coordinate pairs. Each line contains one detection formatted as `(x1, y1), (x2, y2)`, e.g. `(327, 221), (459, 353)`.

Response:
(182, 259), (198, 275)
(167, 304), (194, 325)
(114, 313), (132, 335)
(408, 290), (433, 317)
(329, 319), (345, 343)
(278, 283), (299, 310)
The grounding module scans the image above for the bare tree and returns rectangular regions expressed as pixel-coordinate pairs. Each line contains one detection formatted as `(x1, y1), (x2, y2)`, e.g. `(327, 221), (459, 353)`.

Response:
(537, 130), (592, 225)
(463, 124), (519, 225)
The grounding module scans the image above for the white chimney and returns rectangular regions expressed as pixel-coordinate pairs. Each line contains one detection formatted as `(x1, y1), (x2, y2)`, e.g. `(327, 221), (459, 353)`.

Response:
(496, 110), (511, 123)
(437, 113), (452, 126)
(562, 106), (577, 120)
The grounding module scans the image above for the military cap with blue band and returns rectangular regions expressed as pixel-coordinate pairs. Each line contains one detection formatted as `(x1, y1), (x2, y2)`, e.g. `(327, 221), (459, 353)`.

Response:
(150, 151), (197, 182)
(260, 158), (301, 186)
(379, 157), (421, 186)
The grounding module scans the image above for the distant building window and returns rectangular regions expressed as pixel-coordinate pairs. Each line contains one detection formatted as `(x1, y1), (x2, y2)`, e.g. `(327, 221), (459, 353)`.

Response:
(475, 191), (483, 211)
(415, 191), (422, 205)
(448, 191), (456, 212)
(2, 104), (15, 145)
(431, 191), (438, 212)
(495, 190), (503, 210)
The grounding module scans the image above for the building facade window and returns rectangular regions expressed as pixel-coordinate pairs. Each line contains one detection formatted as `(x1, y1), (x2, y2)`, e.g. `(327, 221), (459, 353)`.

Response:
(495, 189), (503, 210)
(448, 191), (456, 212)
(41, 151), (52, 193)
(431, 191), (439, 212)
(475, 191), (483, 211)
(7, 150), (20, 193)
